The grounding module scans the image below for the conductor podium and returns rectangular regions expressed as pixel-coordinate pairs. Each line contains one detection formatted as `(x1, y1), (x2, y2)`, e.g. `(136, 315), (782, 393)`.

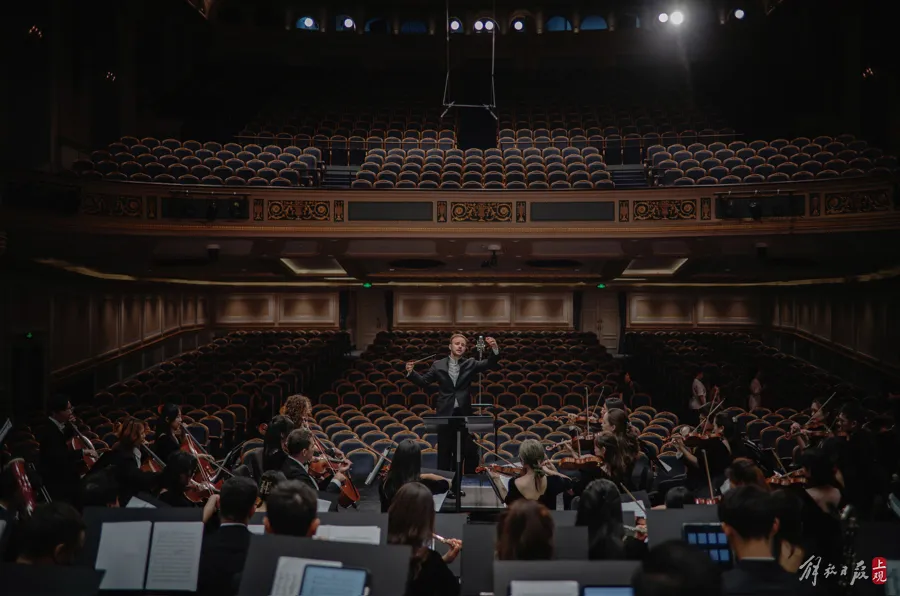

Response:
(423, 415), (493, 513)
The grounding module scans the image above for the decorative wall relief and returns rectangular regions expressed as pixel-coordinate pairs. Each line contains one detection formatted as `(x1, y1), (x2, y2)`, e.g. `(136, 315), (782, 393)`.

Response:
(450, 202), (513, 223)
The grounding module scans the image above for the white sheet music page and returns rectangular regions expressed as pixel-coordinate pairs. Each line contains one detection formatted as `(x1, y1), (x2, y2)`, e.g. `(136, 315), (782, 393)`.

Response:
(145, 521), (204, 591)
(315, 524), (381, 545)
(95, 521), (152, 590)
(433, 491), (448, 512)
(125, 496), (156, 508)
(317, 499), (333, 512)
(510, 580), (580, 596)
(248, 524), (266, 535)
(270, 556), (341, 596)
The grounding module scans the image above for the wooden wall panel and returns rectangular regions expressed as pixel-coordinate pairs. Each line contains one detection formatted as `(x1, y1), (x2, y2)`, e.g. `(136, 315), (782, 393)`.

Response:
(628, 294), (695, 327)
(213, 293), (339, 328)
(143, 295), (161, 338)
(164, 296), (181, 332)
(121, 295), (143, 347)
(779, 299), (795, 328)
(197, 297), (208, 325)
(94, 296), (120, 356)
(182, 296), (197, 327)
(280, 294), (338, 326)
(51, 294), (91, 370)
(395, 294), (454, 327)
(456, 294), (512, 326)
(394, 292), (574, 329)
(628, 293), (759, 328)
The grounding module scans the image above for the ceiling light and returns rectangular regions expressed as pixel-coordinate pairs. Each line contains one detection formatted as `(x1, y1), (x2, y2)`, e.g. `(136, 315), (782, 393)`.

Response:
(474, 20), (484, 31)
(484, 20), (495, 31)
(670, 11), (684, 25)
(449, 18), (461, 31)
(658, 13), (669, 23)
(513, 20), (524, 31)
(303, 17), (314, 28)
(343, 17), (355, 29)
(733, 8), (745, 19)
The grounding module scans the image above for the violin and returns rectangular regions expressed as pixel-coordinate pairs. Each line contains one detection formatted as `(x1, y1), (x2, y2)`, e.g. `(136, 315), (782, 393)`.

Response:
(683, 430), (723, 448)
(544, 434), (595, 452)
(556, 455), (605, 471)
(476, 463), (524, 476)
(68, 418), (98, 475)
(766, 469), (808, 487)
(305, 426), (359, 508)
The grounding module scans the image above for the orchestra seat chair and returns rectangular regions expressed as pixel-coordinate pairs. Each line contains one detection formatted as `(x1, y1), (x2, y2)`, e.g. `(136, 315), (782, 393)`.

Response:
(760, 427), (785, 449)
(639, 434), (664, 451)
(421, 449), (439, 470)
(746, 419), (769, 441)
(225, 404), (248, 436)
(370, 438), (395, 454)
(776, 408), (798, 418)
(501, 440), (523, 458)
(346, 449), (377, 479)
(338, 438), (366, 453)
(359, 404), (382, 417)
(330, 430), (359, 446)
(642, 425), (670, 438)
(361, 431), (389, 447)
(422, 433), (438, 448)
(762, 413), (784, 425)
(775, 419), (794, 433)
(775, 435), (799, 463)
(186, 423), (210, 448)
(751, 407), (771, 418)
(410, 404), (433, 416)
(649, 418), (675, 431)
(392, 431), (418, 444)
(351, 420), (378, 435)
(655, 411), (678, 425)
(734, 413), (757, 433)
(317, 392), (340, 409)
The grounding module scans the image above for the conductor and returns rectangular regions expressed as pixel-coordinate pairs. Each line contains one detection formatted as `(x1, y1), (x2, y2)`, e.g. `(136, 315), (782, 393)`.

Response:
(406, 334), (500, 477)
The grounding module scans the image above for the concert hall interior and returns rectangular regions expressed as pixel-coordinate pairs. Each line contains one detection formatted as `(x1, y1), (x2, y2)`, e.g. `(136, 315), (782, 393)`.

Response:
(1, 0), (900, 594)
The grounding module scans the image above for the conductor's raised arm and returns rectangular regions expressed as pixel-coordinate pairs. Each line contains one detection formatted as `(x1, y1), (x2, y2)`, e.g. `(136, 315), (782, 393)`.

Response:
(406, 361), (437, 387)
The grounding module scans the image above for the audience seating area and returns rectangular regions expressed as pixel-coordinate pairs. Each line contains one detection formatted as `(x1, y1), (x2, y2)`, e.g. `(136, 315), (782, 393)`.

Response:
(71, 137), (326, 187)
(352, 146), (614, 190)
(0, 330), (350, 464)
(649, 135), (898, 186)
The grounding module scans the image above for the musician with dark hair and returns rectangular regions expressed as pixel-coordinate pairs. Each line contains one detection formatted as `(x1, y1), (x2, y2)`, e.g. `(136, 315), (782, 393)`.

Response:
(406, 334), (500, 478)
(38, 395), (95, 505)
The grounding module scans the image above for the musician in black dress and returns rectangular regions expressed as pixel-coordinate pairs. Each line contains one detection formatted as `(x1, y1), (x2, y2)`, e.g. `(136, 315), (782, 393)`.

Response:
(379, 439), (450, 512)
(87, 417), (158, 506)
(406, 334), (500, 474)
(152, 403), (184, 465)
(262, 415), (294, 473)
(496, 439), (571, 509)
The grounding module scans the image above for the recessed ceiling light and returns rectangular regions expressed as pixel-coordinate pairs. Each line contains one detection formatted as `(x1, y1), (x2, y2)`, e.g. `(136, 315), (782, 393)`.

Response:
(458, 268), (463, 271)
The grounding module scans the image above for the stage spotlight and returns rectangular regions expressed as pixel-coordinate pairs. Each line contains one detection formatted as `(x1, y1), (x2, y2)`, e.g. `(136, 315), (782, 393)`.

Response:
(658, 13), (669, 23)
(449, 18), (461, 31)
(734, 8), (745, 19)
(670, 11), (685, 25)
(303, 17), (314, 28)
(484, 20), (495, 31)
(513, 19), (524, 31)
(343, 17), (355, 29)
(474, 20), (484, 31)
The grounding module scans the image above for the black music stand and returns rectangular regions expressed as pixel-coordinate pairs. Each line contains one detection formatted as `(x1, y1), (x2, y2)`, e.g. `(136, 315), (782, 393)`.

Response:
(1, 563), (105, 596)
(423, 414), (492, 513)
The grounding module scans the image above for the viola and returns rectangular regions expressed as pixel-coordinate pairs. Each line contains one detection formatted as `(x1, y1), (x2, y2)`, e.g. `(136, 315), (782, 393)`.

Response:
(694, 496), (723, 505)
(766, 469), (807, 487)
(68, 418), (98, 475)
(305, 430), (359, 508)
(476, 463), (523, 476)
(140, 444), (165, 473)
(683, 431), (723, 448)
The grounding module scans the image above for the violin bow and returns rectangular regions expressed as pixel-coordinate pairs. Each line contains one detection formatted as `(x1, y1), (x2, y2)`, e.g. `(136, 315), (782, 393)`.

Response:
(701, 449), (716, 501)
(472, 438), (518, 468)
(693, 397), (725, 434)
(618, 482), (647, 516)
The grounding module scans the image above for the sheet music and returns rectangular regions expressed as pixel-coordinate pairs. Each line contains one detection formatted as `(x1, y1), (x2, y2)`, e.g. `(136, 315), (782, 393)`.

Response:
(510, 580), (579, 596)
(621, 501), (645, 516)
(433, 491), (448, 512)
(145, 521), (204, 591)
(270, 556), (341, 596)
(126, 496), (156, 508)
(317, 499), (333, 512)
(248, 524), (266, 535)
(315, 525), (381, 545)
(95, 521), (152, 590)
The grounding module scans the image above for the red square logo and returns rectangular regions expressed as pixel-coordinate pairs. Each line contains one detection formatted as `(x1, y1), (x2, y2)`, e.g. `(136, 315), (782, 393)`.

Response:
(872, 557), (887, 585)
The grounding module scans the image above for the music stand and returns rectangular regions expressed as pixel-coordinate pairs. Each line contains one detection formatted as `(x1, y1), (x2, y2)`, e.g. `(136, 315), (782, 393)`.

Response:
(424, 414), (492, 513)
(1, 563), (104, 596)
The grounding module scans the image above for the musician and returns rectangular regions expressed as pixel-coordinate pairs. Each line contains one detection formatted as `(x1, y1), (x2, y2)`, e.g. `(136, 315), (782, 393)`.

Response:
(153, 403), (185, 465)
(80, 469), (120, 508)
(602, 409), (641, 471)
(281, 428), (346, 494)
(14, 502), (85, 566)
(263, 480), (320, 537)
(158, 451), (220, 523)
(748, 369), (763, 411)
(567, 432), (628, 499)
(618, 372), (637, 407)
(792, 449), (843, 568)
(88, 417), (159, 506)
(283, 394), (346, 461)
(497, 439), (571, 509)
(688, 370), (707, 425)
(387, 482), (461, 596)
(719, 485), (795, 595)
(38, 395), (96, 505)
(405, 334), (500, 475)
(671, 419), (731, 495)
(632, 541), (723, 596)
(197, 477), (258, 596)
(379, 438), (450, 513)
(262, 415), (295, 473)
(725, 458), (767, 491)
(574, 478), (626, 560)
(496, 499), (555, 560)
(836, 401), (886, 516)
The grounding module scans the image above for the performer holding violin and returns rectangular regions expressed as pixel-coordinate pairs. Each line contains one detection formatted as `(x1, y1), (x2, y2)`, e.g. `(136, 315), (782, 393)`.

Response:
(153, 403), (185, 464)
(561, 431), (628, 508)
(87, 417), (160, 506)
(282, 394), (348, 463)
(669, 410), (732, 494)
(281, 428), (348, 495)
(487, 439), (571, 508)
(38, 395), (98, 505)
(406, 334), (500, 480)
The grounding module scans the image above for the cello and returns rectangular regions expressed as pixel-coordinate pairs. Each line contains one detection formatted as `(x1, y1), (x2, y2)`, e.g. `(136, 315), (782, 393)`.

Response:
(305, 425), (359, 508)
(6, 458), (38, 517)
(68, 417), (98, 475)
